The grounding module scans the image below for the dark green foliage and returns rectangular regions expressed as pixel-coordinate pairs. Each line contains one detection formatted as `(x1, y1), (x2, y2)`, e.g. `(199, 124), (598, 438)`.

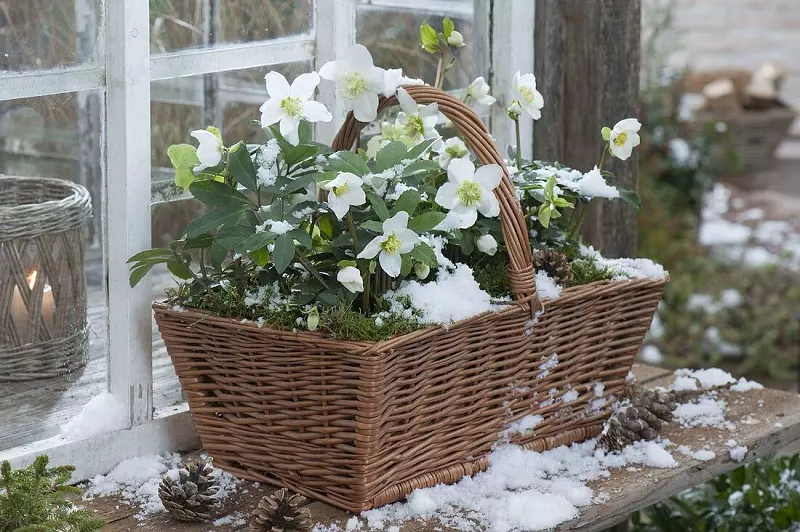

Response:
(471, 252), (512, 298)
(631, 454), (800, 531)
(0, 456), (105, 532)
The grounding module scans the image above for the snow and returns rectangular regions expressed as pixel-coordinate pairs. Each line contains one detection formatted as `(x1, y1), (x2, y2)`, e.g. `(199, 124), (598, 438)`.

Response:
(561, 389), (579, 403)
(673, 368), (736, 389)
(729, 445), (748, 462)
(578, 245), (668, 281)
(676, 445), (716, 462)
(730, 377), (764, 392)
(594, 382), (605, 398)
(361, 439), (677, 532)
(535, 270), (562, 300)
(671, 376), (698, 392)
(60, 391), (128, 441)
(346, 516), (363, 530)
(673, 396), (732, 429)
(502, 414), (544, 438)
(575, 167), (620, 199)
(82, 454), (241, 519)
(213, 513), (247, 526)
(639, 345), (663, 365)
(537, 353), (558, 379)
(383, 264), (504, 325)
(646, 312), (664, 341)
(698, 219), (752, 246)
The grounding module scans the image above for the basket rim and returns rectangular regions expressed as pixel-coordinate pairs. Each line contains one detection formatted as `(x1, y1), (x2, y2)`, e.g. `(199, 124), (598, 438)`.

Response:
(153, 275), (669, 349)
(0, 175), (91, 215)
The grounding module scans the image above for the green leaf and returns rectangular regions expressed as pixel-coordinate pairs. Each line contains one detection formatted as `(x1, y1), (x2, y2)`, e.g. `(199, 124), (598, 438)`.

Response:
(402, 160), (441, 178)
(234, 232), (276, 255)
(206, 126), (222, 141)
(442, 17), (455, 38)
(317, 213), (337, 240)
(175, 167), (196, 191)
(229, 142), (259, 192)
(168, 144), (200, 170)
(298, 120), (312, 144)
(280, 174), (317, 195)
(216, 225), (255, 249)
(538, 203), (553, 228)
(129, 263), (154, 288)
(360, 220), (384, 233)
(249, 247), (269, 268)
(331, 232), (355, 248)
(127, 248), (173, 263)
(375, 141), (408, 172)
(167, 258), (194, 280)
(420, 20), (439, 53)
(409, 211), (446, 233)
(189, 180), (251, 208)
(393, 189), (421, 216)
(312, 170), (339, 184)
(272, 234), (295, 273)
(410, 242), (438, 267)
(400, 254), (413, 276)
(184, 234), (214, 249)
(406, 138), (437, 161)
(328, 151), (369, 176)
(184, 205), (248, 237)
(618, 188), (643, 210)
(288, 228), (313, 249)
(285, 144), (319, 167)
(210, 242), (227, 269)
(366, 191), (390, 221)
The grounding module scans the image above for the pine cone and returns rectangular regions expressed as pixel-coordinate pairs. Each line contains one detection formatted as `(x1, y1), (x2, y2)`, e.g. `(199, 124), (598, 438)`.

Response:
(532, 249), (574, 285)
(158, 460), (219, 522)
(598, 384), (677, 452)
(250, 488), (313, 532)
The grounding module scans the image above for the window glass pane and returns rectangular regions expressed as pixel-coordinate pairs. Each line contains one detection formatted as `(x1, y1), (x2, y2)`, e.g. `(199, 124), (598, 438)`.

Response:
(150, 0), (313, 54)
(356, 5), (474, 90)
(0, 90), (109, 451)
(149, 62), (311, 410)
(1, 0), (103, 71)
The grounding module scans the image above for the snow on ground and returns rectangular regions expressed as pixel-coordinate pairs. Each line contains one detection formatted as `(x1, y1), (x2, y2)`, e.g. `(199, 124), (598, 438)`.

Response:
(60, 391), (128, 440)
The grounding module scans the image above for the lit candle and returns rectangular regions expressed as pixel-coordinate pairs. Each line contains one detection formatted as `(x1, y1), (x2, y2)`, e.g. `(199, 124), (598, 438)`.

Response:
(10, 270), (55, 343)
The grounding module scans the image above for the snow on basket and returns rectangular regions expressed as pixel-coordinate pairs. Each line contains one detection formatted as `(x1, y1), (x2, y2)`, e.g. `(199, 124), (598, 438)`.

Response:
(151, 85), (667, 512)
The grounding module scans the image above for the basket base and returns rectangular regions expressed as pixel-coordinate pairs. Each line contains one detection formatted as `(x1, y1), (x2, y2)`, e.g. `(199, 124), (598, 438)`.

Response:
(0, 326), (88, 381)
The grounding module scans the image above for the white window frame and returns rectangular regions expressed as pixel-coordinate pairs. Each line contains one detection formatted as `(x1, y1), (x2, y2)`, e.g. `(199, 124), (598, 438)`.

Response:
(0, 0), (534, 478)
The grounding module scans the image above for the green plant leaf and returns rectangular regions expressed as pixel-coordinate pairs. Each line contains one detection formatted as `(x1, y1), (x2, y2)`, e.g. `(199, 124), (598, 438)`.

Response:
(167, 144), (200, 170)
(538, 203), (553, 228)
(206, 126), (222, 140)
(409, 211), (446, 233)
(410, 242), (438, 267)
(317, 213), (337, 240)
(285, 144), (319, 167)
(216, 225), (255, 249)
(175, 167), (196, 191)
(249, 247), (269, 268)
(406, 138), (438, 161)
(184, 205), (249, 237)
(419, 20), (439, 53)
(298, 120), (312, 144)
(328, 151), (369, 176)
(127, 248), (173, 263)
(288, 228), (313, 249)
(234, 232), (275, 255)
(273, 234), (295, 273)
(618, 188), (643, 210)
(209, 241), (227, 269)
(167, 258), (194, 279)
(366, 191), (390, 221)
(400, 254), (413, 276)
(360, 220), (384, 233)
(402, 159), (441, 178)
(375, 141), (408, 172)
(189, 180), (251, 208)
(229, 141), (259, 192)
(129, 263), (155, 287)
(442, 17), (455, 38)
(184, 234), (214, 249)
(393, 189), (421, 216)
(281, 173), (317, 195)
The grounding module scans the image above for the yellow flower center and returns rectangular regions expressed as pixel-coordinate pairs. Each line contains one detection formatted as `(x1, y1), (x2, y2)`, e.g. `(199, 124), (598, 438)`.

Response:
(446, 145), (467, 158)
(614, 132), (628, 147)
(332, 182), (349, 196)
(403, 115), (425, 138)
(519, 85), (536, 104)
(340, 72), (367, 101)
(380, 232), (402, 254)
(456, 180), (482, 206)
(280, 96), (303, 119)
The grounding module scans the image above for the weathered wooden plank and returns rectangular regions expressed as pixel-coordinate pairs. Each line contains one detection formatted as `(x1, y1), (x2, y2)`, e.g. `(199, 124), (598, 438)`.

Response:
(533, 0), (641, 258)
(82, 366), (800, 532)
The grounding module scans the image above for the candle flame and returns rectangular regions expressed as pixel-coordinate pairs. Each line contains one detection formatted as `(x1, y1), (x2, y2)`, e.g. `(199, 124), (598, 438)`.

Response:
(27, 270), (38, 290)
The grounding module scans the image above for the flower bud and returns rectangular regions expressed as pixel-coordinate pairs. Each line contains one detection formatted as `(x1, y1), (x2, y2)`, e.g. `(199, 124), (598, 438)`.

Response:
(601, 126), (612, 141)
(307, 307), (320, 331)
(477, 234), (498, 256)
(414, 262), (431, 280)
(447, 30), (465, 48)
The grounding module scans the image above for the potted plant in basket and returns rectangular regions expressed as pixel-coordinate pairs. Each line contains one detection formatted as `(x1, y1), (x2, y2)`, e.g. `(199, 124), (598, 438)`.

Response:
(129, 18), (668, 512)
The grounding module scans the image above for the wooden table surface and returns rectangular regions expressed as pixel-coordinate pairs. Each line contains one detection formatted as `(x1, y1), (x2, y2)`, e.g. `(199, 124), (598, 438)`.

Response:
(83, 364), (800, 531)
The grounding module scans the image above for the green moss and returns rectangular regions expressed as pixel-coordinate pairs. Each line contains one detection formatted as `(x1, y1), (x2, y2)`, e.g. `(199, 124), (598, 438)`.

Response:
(471, 252), (512, 298)
(568, 258), (615, 287)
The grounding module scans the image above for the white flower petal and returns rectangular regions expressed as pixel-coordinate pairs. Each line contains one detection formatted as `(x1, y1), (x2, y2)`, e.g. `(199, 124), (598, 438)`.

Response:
(190, 130), (223, 168)
(346, 44), (374, 72)
(302, 100), (333, 122)
(341, 186), (366, 206)
(265, 71), (291, 99)
(477, 192), (501, 218)
(259, 98), (283, 126)
(396, 229), (419, 253)
(328, 193), (350, 219)
(474, 164), (504, 191)
(290, 72), (320, 101)
(379, 251), (402, 278)
(358, 236), (384, 259)
(382, 211), (410, 233)
(280, 117), (301, 145)
(614, 118), (641, 133)
(352, 92), (379, 122)
(447, 157), (475, 185)
(452, 205), (478, 228)
(434, 182), (459, 209)
(318, 60), (342, 81)
(396, 88), (418, 116)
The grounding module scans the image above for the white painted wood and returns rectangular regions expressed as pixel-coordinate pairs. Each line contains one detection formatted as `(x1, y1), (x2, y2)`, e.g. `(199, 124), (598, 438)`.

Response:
(314, 0), (357, 144)
(0, 407), (200, 482)
(149, 36), (315, 81)
(357, 0), (473, 17)
(0, 67), (105, 101)
(489, 0), (535, 160)
(105, 0), (154, 428)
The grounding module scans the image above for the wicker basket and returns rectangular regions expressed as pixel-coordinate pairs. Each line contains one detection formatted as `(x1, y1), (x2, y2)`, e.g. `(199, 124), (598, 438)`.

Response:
(0, 176), (92, 381)
(154, 86), (667, 512)
(684, 106), (796, 172)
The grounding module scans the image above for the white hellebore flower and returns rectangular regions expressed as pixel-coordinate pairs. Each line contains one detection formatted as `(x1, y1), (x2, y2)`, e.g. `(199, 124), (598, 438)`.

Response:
(396, 88), (442, 150)
(190, 129), (224, 173)
(447, 30), (465, 48)
(322, 172), (367, 220)
(357, 211), (419, 278)
(607, 118), (642, 161)
(337, 266), (364, 293)
(382, 68), (424, 98)
(435, 137), (469, 169)
(510, 71), (544, 120)
(477, 234), (498, 256)
(435, 158), (503, 229)
(466, 77), (496, 107)
(319, 44), (385, 122)
(260, 71), (332, 145)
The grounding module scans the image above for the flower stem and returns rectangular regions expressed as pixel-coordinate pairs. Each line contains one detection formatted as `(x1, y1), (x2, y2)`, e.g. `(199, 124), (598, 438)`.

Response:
(362, 268), (371, 313)
(568, 204), (590, 242)
(346, 212), (360, 256)
(598, 144), (609, 171)
(296, 250), (329, 289)
(434, 46), (450, 89)
(514, 116), (523, 170)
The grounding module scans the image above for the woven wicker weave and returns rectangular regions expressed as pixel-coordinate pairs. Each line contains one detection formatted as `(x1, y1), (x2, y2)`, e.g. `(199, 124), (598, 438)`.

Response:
(0, 176), (92, 381)
(684, 106), (796, 172)
(154, 86), (667, 512)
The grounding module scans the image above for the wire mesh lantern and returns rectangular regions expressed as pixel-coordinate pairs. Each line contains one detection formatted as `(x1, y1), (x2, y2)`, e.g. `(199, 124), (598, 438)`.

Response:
(0, 176), (93, 381)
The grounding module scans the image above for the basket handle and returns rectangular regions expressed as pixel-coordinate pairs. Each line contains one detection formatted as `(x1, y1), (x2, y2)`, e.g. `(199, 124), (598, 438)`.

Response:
(331, 85), (536, 301)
